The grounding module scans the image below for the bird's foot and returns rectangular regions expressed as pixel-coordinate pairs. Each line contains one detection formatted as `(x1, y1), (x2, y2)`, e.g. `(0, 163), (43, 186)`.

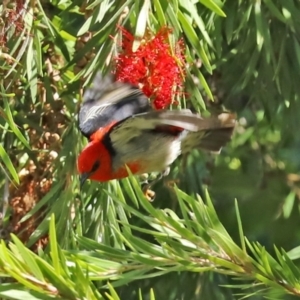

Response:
(141, 183), (156, 202)
(140, 168), (170, 201)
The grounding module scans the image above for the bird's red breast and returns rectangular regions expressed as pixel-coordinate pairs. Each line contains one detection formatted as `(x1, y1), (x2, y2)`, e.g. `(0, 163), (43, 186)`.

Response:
(78, 121), (143, 182)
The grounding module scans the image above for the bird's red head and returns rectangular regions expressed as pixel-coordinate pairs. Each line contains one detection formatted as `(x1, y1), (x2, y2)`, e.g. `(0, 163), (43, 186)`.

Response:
(78, 137), (144, 187)
(77, 140), (113, 186)
(78, 122), (119, 186)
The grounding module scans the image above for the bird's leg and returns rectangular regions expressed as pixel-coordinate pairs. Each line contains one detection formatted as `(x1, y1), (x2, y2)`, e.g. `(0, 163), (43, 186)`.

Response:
(141, 168), (170, 201)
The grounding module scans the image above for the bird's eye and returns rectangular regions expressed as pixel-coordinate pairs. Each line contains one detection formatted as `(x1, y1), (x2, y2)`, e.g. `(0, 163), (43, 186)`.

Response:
(91, 160), (100, 173)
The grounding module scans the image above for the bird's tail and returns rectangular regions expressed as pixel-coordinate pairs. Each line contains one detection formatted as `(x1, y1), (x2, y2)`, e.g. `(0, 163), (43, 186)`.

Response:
(181, 113), (236, 153)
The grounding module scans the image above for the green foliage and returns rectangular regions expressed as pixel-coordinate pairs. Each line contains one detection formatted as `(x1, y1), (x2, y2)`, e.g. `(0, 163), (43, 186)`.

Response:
(1, 186), (300, 299)
(1, 0), (300, 299)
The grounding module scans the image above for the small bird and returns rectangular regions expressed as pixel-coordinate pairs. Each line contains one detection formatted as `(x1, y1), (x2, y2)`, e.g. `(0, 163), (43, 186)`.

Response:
(77, 73), (235, 187)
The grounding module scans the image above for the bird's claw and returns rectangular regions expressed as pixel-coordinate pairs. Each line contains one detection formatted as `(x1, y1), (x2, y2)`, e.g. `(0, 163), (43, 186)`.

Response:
(140, 168), (170, 201)
(142, 184), (156, 202)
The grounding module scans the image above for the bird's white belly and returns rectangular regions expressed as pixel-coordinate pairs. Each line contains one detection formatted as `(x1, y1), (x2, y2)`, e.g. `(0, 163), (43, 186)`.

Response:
(112, 133), (182, 174)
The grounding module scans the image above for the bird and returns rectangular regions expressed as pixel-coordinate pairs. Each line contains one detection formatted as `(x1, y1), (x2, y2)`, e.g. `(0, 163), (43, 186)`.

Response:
(77, 73), (236, 188)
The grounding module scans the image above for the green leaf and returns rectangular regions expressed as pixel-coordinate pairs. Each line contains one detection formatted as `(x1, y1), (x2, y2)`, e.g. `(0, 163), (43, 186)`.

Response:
(3, 98), (30, 149)
(235, 200), (246, 253)
(0, 284), (55, 300)
(133, 0), (151, 51)
(49, 214), (61, 275)
(198, 0), (226, 17)
(198, 69), (214, 100)
(254, 1), (264, 50)
(153, 0), (167, 26)
(264, 0), (288, 24)
(10, 235), (44, 281)
(282, 191), (295, 219)
(0, 143), (19, 183)
(178, 11), (212, 73)
(107, 282), (120, 300)
(149, 288), (155, 300)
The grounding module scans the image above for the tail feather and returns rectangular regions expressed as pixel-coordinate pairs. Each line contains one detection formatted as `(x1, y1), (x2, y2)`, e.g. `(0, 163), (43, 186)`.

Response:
(197, 127), (234, 152)
(181, 123), (235, 154)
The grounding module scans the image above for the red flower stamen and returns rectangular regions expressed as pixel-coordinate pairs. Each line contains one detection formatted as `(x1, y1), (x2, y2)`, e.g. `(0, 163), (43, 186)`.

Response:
(114, 27), (185, 110)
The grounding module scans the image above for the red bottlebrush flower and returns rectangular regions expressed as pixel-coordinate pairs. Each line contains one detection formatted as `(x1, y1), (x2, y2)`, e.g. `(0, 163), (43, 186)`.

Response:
(114, 27), (185, 110)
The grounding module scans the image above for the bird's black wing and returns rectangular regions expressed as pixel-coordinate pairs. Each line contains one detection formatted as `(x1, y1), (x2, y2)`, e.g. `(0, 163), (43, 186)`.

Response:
(79, 73), (151, 139)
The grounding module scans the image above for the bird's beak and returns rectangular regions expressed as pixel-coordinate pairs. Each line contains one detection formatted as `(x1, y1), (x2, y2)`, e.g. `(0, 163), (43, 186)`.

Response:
(80, 172), (90, 189)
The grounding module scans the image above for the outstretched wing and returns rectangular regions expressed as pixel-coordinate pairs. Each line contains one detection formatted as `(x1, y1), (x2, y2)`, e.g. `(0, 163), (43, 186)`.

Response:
(109, 110), (236, 149)
(79, 73), (151, 139)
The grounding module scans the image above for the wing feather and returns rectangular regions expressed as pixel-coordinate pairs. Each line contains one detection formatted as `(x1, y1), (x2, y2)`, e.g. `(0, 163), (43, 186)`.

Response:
(78, 73), (150, 138)
(138, 111), (236, 131)
(110, 111), (236, 145)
